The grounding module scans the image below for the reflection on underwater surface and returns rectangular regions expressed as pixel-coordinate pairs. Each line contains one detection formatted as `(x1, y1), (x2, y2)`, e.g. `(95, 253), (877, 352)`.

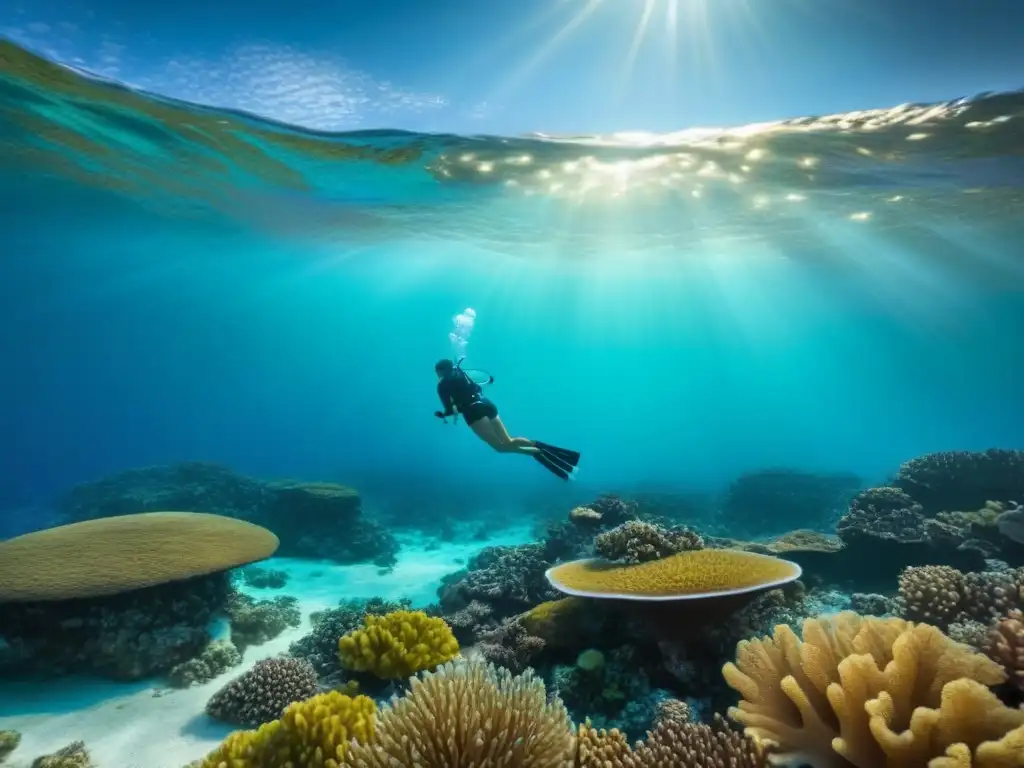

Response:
(2, 37), (1024, 768)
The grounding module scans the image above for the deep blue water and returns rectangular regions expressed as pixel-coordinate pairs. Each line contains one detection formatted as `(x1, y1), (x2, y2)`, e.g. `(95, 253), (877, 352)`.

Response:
(1, 40), (1023, 536)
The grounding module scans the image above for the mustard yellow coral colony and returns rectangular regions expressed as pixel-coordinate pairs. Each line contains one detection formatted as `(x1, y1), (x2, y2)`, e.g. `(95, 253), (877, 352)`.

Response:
(338, 609), (460, 679)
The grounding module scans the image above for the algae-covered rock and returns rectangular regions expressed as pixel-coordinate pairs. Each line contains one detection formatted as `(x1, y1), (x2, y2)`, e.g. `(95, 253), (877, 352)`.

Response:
(0, 730), (20, 764)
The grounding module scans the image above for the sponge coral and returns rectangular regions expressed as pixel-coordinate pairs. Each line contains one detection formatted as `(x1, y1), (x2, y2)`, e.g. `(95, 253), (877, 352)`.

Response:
(722, 611), (1023, 767)
(545, 549), (801, 600)
(338, 610), (459, 679)
(345, 659), (575, 767)
(199, 690), (375, 768)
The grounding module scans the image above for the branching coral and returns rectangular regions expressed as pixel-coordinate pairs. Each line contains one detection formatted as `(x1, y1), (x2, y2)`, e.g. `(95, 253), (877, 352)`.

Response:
(722, 611), (1023, 767)
(344, 660), (576, 768)
(337, 610), (459, 679)
(206, 656), (319, 727)
(986, 608), (1024, 693)
(475, 616), (546, 675)
(199, 690), (375, 767)
(594, 521), (704, 564)
(575, 716), (767, 767)
(898, 565), (964, 624)
(438, 543), (559, 618)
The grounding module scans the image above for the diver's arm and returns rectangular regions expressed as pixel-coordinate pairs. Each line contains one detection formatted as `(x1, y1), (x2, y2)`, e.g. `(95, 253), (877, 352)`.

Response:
(435, 382), (456, 419)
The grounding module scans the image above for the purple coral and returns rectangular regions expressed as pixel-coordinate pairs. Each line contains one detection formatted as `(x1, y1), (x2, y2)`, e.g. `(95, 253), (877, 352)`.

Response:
(205, 656), (319, 727)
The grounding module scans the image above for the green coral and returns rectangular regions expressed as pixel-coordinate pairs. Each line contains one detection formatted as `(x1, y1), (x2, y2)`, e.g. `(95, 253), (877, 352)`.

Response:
(227, 592), (301, 652)
(338, 610), (459, 679)
(0, 730), (20, 764)
(167, 639), (243, 688)
(198, 690), (375, 768)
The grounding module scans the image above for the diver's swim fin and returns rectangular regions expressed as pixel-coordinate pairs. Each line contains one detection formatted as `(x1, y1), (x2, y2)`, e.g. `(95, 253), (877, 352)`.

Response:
(533, 451), (571, 480)
(534, 441), (581, 468)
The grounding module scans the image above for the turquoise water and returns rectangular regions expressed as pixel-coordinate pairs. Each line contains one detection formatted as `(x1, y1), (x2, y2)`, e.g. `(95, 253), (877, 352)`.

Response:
(2, 41), (1022, 521)
(3, 38), (1024, 768)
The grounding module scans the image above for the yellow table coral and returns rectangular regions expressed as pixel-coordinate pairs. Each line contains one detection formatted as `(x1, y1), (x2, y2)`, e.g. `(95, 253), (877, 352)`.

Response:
(199, 690), (375, 768)
(338, 610), (459, 680)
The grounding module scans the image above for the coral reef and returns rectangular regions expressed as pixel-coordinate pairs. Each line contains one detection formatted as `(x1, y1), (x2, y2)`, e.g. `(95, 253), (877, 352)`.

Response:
(52, 463), (398, 567)
(837, 487), (927, 544)
(897, 565), (964, 624)
(475, 616), (547, 674)
(545, 548), (801, 599)
(288, 597), (410, 684)
(0, 571), (232, 680)
(240, 566), (289, 589)
(850, 592), (901, 616)
(518, 597), (605, 650)
(198, 690), (375, 767)
(337, 610), (459, 679)
(593, 520), (704, 564)
(442, 599), (496, 644)
(344, 660), (576, 767)
(29, 741), (93, 767)
(167, 638), (242, 688)
(723, 611), (1024, 766)
(0, 511), (278, 601)
(961, 569), (1023, 623)
(552, 646), (654, 739)
(721, 468), (863, 538)
(986, 608), (1024, 693)
(206, 656), (320, 728)
(577, 715), (767, 767)
(438, 542), (559, 619)
(227, 593), (301, 652)
(893, 448), (1024, 515)
(947, 619), (991, 652)
(0, 730), (20, 764)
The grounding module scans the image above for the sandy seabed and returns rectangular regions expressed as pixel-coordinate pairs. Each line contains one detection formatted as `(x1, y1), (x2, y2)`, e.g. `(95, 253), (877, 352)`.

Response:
(0, 526), (532, 767)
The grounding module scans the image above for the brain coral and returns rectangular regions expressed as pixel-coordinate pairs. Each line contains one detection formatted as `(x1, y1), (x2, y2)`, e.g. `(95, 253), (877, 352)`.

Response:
(545, 549), (801, 600)
(338, 610), (459, 679)
(344, 660), (575, 768)
(0, 512), (278, 602)
(199, 690), (375, 768)
(722, 611), (1024, 767)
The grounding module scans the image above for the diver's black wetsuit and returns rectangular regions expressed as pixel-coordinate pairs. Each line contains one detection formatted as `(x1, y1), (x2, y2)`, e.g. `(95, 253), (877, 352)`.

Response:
(436, 369), (497, 425)
(435, 366), (581, 480)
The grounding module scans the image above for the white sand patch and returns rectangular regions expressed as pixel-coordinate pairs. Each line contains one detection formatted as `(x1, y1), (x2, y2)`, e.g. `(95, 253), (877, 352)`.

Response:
(0, 528), (532, 767)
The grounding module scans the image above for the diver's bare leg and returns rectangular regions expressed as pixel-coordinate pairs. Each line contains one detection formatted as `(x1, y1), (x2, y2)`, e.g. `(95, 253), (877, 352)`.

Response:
(486, 416), (539, 455)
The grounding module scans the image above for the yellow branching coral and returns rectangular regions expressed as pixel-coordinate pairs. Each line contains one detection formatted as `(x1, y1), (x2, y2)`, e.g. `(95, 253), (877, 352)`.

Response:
(722, 611), (1020, 767)
(345, 659), (576, 767)
(199, 690), (375, 768)
(338, 610), (459, 679)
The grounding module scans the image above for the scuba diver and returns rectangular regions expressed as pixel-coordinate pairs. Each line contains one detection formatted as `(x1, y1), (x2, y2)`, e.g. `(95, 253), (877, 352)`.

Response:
(433, 358), (581, 480)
